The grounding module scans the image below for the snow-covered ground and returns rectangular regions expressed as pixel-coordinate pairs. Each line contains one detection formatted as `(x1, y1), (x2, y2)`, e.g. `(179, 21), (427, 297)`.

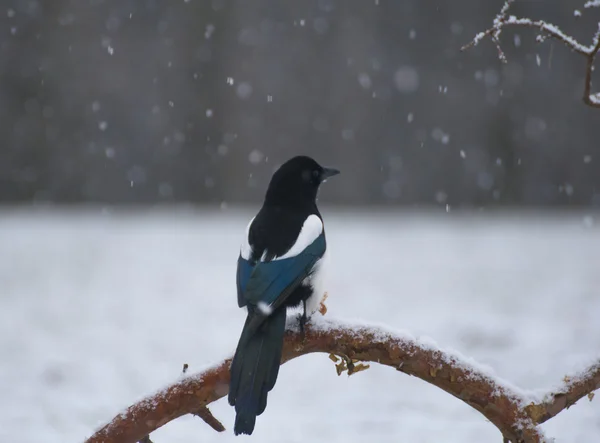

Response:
(1, 208), (599, 443)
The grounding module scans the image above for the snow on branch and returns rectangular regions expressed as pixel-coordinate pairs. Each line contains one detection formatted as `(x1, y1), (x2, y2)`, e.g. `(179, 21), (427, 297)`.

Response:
(585, 0), (600, 9)
(84, 316), (600, 443)
(462, 0), (600, 108)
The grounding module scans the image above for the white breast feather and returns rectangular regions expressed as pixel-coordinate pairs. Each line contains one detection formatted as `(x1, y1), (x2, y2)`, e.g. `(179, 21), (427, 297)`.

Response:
(240, 217), (255, 260)
(304, 249), (329, 315)
(269, 214), (323, 261)
(241, 215), (323, 262)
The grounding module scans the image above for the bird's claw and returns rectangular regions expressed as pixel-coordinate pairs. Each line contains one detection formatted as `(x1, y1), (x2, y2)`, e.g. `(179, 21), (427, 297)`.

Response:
(298, 299), (309, 341)
(298, 311), (308, 341)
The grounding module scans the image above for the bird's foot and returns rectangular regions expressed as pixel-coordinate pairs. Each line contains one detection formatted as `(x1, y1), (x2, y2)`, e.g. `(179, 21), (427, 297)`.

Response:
(298, 311), (308, 341)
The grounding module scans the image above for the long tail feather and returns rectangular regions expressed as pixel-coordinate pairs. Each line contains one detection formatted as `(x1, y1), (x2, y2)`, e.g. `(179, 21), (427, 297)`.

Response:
(228, 307), (286, 435)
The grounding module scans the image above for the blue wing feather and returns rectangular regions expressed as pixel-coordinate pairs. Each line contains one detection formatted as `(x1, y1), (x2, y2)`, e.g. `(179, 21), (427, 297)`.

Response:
(236, 233), (326, 309)
(236, 257), (254, 307)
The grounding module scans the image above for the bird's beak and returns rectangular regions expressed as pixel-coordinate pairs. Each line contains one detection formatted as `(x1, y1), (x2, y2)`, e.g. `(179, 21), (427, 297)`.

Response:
(320, 167), (340, 182)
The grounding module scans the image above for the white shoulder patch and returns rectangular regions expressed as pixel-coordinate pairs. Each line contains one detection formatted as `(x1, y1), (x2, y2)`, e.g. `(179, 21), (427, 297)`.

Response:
(272, 214), (323, 261)
(240, 217), (255, 260)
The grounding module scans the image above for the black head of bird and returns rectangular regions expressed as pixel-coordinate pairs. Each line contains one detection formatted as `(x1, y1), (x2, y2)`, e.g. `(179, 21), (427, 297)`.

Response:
(264, 155), (340, 206)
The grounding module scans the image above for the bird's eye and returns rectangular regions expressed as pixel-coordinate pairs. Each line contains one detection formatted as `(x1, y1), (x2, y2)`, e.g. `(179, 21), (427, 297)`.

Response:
(312, 170), (320, 178)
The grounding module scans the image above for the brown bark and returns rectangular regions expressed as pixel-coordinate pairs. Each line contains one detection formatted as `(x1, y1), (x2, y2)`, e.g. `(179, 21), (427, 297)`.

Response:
(525, 361), (600, 424)
(85, 318), (600, 443)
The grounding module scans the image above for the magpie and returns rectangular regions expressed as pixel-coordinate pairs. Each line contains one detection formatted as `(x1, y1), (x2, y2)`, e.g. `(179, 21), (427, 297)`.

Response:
(228, 155), (340, 436)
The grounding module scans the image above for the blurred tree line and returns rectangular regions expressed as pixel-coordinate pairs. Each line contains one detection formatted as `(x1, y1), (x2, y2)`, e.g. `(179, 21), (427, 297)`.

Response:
(0, 0), (598, 207)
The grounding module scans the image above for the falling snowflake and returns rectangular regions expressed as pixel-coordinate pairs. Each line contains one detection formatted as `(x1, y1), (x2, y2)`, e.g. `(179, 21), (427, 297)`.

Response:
(248, 150), (264, 164)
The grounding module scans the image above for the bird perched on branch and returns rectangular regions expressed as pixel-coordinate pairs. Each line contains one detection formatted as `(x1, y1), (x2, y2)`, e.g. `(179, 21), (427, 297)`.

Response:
(228, 155), (340, 436)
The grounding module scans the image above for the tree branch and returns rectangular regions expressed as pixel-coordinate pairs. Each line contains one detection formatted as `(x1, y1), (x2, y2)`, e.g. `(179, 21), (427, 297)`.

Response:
(462, 0), (600, 108)
(525, 360), (600, 424)
(85, 317), (599, 443)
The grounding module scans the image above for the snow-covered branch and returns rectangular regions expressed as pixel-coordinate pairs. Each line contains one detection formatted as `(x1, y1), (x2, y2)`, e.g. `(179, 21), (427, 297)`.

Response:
(84, 316), (600, 443)
(585, 0), (600, 9)
(462, 0), (600, 108)
(526, 359), (600, 425)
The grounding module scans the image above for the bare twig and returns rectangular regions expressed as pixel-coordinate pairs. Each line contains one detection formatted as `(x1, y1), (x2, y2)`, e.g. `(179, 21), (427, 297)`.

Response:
(583, 23), (600, 106)
(136, 363), (225, 442)
(86, 317), (600, 443)
(462, 0), (600, 108)
(192, 406), (225, 432)
(182, 363), (226, 433)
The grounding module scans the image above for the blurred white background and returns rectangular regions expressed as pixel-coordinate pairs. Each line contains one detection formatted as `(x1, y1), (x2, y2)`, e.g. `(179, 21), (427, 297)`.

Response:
(1, 207), (599, 443)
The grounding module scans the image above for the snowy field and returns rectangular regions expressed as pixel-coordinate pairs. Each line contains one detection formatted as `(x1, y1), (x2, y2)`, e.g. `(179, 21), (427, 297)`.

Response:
(1, 207), (599, 443)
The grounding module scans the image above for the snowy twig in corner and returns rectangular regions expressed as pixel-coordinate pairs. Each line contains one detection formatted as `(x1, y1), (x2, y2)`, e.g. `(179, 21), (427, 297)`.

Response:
(583, 23), (600, 107)
(462, 0), (600, 108)
(585, 0), (600, 9)
(85, 317), (600, 443)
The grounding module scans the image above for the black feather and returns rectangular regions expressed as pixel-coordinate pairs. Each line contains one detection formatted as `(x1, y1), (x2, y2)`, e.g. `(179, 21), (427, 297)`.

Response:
(229, 308), (286, 435)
